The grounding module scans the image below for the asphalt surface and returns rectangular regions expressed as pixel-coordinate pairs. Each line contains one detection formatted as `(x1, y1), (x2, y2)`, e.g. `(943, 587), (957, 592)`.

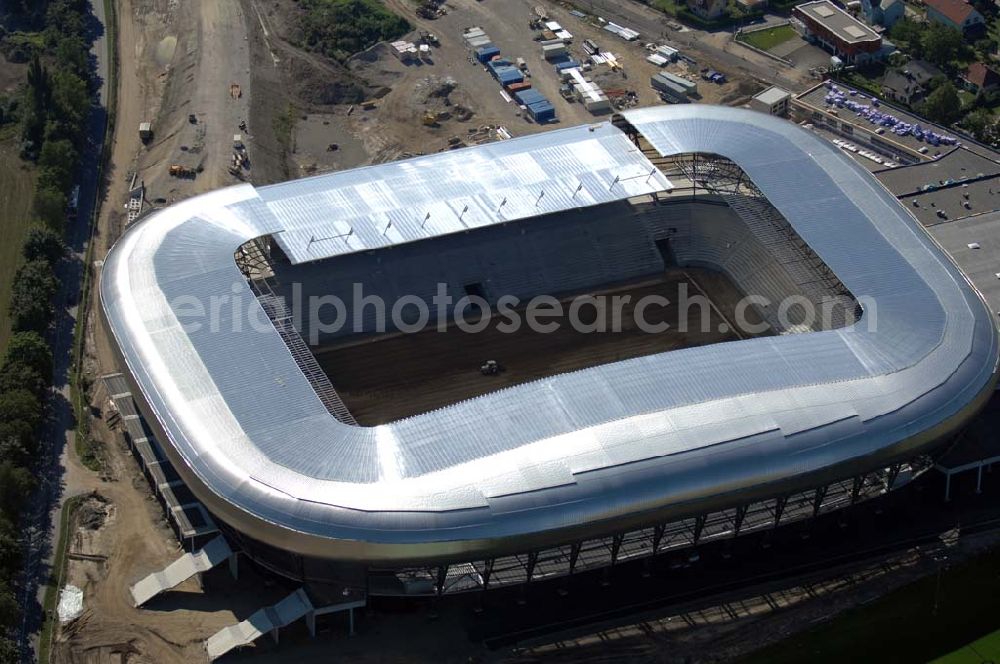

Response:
(13, 0), (110, 659)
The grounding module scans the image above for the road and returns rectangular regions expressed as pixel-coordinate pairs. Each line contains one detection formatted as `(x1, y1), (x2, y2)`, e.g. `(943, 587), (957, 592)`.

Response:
(13, 0), (111, 659)
(567, 0), (809, 91)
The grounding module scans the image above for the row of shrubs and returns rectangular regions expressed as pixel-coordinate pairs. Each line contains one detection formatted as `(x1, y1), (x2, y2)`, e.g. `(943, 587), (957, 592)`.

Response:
(0, 229), (66, 662)
(2, 0), (94, 229)
(1, 0), (92, 660)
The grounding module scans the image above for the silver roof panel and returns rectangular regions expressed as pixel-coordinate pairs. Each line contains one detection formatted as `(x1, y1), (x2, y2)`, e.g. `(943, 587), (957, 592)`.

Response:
(100, 107), (998, 563)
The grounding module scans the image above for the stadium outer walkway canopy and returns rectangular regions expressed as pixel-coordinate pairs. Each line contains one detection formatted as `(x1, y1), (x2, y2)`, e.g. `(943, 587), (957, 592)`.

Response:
(100, 106), (999, 567)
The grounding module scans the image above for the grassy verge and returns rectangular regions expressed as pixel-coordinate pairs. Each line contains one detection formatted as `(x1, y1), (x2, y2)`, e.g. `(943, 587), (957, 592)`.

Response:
(738, 25), (797, 51)
(650, 0), (682, 16)
(831, 67), (886, 98)
(933, 627), (1000, 663)
(273, 103), (298, 158)
(0, 129), (39, 353)
(35, 493), (84, 664)
(741, 546), (1000, 663)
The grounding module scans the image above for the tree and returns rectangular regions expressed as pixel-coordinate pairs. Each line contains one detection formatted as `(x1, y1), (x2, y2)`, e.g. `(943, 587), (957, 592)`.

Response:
(0, 636), (18, 664)
(0, 579), (19, 629)
(0, 462), (35, 517)
(973, 37), (996, 59)
(9, 259), (59, 333)
(54, 35), (89, 78)
(32, 184), (67, 229)
(889, 18), (926, 52)
(962, 107), (994, 142)
(20, 53), (51, 157)
(0, 389), (43, 432)
(0, 419), (38, 459)
(0, 518), (19, 578)
(38, 138), (78, 192)
(22, 227), (66, 265)
(921, 81), (962, 124)
(5, 332), (53, 379)
(922, 23), (964, 68)
(49, 69), (89, 139)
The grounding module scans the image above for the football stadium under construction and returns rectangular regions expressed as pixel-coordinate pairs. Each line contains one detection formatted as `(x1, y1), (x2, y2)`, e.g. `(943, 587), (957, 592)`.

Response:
(99, 106), (999, 644)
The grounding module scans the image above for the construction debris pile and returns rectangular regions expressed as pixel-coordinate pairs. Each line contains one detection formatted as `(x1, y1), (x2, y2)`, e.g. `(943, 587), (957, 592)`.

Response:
(413, 75), (474, 127)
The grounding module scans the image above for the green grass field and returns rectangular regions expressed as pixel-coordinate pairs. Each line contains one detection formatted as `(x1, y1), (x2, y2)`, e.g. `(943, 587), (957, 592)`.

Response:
(0, 130), (39, 354)
(741, 547), (1000, 663)
(933, 627), (1000, 663)
(738, 25), (797, 51)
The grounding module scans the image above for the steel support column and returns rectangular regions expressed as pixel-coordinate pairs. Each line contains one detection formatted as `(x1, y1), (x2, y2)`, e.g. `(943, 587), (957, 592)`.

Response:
(652, 524), (665, 554)
(812, 485), (828, 517)
(568, 542), (581, 576)
(525, 551), (539, 584)
(851, 474), (866, 504)
(733, 504), (748, 536)
(435, 565), (448, 596)
(692, 515), (706, 546)
(773, 495), (788, 528)
(886, 463), (902, 490)
(481, 558), (494, 591)
(611, 534), (624, 567)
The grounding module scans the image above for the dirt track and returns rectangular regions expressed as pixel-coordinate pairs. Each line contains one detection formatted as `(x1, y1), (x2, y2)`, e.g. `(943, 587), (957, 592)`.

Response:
(58, 0), (285, 661)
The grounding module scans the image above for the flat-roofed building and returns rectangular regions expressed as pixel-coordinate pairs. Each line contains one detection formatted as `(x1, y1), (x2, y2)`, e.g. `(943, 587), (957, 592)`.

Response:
(750, 86), (792, 116)
(793, 0), (882, 63)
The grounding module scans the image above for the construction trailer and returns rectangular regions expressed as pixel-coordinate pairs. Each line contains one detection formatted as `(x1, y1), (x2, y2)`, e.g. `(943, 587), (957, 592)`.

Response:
(466, 34), (492, 49)
(527, 101), (556, 122)
(542, 43), (568, 60)
(139, 122), (153, 142)
(651, 74), (690, 102)
(514, 88), (556, 122)
(475, 44), (501, 63)
(655, 71), (698, 95)
(493, 66), (525, 86)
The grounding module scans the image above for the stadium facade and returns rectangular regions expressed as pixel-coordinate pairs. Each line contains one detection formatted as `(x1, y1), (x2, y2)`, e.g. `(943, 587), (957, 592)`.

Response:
(100, 106), (999, 594)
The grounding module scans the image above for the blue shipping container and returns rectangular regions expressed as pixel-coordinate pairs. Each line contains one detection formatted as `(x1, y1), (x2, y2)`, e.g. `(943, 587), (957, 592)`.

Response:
(496, 68), (524, 85)
(554, 59), (580, 72)
(475, 45), (501, 63)
(515, 89), (546, 105)
(528, 104), (555, 122)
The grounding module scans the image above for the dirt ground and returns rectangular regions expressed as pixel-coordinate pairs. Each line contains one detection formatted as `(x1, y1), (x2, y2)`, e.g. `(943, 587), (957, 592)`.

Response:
(344, 0), (760, 158)
(316, 268), (750, 424)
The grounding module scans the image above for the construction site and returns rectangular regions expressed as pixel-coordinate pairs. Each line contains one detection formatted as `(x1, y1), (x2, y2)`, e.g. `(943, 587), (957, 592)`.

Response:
(31, 0), (999, 661)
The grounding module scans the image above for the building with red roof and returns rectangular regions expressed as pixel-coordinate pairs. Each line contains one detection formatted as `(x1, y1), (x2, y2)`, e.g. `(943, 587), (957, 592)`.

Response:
(923, 0), (985, 33)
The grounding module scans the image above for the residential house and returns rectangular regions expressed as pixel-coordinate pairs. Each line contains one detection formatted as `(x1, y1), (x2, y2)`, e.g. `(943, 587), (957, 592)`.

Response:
(861, 0), (905, 28)
(923, 0), (985, 33)
(687, 0), (728, 20)
(880, 59), (943, 105)
(961, 62), (1000, 96)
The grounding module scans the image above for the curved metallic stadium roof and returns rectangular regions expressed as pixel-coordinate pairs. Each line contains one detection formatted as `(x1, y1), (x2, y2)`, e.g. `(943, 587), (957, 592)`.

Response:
(100, 106), (999, 564)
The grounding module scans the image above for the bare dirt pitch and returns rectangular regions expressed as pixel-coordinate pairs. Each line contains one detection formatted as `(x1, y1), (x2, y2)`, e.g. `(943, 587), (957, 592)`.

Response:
(315, 268), (758, 424)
